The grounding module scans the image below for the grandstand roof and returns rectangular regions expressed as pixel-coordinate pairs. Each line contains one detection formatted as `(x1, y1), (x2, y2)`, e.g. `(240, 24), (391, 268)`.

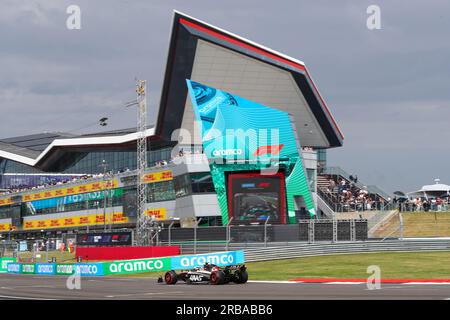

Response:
(0, 128), (155, 170)
(156, 11), (343, 148)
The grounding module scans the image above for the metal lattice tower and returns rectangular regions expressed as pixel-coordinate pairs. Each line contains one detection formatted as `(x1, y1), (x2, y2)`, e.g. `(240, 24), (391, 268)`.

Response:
(135, 80), (148, 245)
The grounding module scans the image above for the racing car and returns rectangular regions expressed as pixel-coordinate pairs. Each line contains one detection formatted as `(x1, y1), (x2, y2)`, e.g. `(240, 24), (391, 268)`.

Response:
(158, 263), (248, 285)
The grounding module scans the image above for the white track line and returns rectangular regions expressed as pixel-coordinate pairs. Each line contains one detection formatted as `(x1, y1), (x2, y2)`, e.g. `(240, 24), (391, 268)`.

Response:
(105, 291), (185, 298)
(325, 282), (364, 285)
(247, 280), (297, 284)
(0, 294), (57, 300)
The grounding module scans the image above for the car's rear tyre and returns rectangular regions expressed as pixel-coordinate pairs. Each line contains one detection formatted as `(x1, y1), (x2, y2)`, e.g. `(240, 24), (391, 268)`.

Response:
(233, 270), (249, 284)
(164, 270), (178, 285)
(210, 271), (225, 285)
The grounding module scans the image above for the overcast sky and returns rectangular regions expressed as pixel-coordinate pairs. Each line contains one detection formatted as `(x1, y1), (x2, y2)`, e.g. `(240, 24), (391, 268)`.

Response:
(1, 0), (449, 194)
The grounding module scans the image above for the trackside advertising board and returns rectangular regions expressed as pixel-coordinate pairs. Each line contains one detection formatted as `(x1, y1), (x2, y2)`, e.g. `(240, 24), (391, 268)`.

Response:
(5, 250), (245, 276)
(21, 263), (35, 274)
(104, 257), (171, 275)
(55, 264), (75, 275)
(0, 257), (16, 273)
(35, 263), (56, 275)
(171, 251), (245, 270)
(6, 263), (21, 273)
(74, 263), (104, 276)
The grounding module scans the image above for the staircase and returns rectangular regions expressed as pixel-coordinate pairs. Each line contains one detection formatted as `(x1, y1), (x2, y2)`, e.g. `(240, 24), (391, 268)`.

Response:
(317, 193), (335, 219)
(317, 175), (331, 191)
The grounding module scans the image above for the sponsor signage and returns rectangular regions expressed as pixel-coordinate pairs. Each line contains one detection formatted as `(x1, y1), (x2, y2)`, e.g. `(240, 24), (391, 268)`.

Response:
(76, 231), (133, 247)
(0, 257), (16, 273)
(0, 223), (12, 232)
(30, 188), (123, 211)
(141, 170), (173, 184)
(56, 264), (75, 275)
(35, 263), (56, 275)
(21, 264), (36, 274)
(7, 263), (21, 273)
(6, 251), (245, 276)
(22, 180), (119, 203)
(212, 149), (243, 157)
(145, 208), (167, 221)
(171, 251), (245, 270)
(0, 197), (13, 207)
(74, 263), (104, 276)
(23, 212), (128, 230)
(104, 257), (170, 275)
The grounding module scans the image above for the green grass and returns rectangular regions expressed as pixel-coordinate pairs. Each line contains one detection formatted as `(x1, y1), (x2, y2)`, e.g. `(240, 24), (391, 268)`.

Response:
(374, 212), (450, 238)
(244, 251), (450, 280)
(17, 251), (75, 263)
(109, 251), (450, 280)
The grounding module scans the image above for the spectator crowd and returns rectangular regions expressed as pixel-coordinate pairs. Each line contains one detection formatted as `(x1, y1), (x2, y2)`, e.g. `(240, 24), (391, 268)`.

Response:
(323, 176), (388, 212)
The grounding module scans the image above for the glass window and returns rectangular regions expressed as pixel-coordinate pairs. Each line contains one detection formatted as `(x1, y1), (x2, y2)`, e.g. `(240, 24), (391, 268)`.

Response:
(174, 174), (191, 198)
(191, 173), (215, 194)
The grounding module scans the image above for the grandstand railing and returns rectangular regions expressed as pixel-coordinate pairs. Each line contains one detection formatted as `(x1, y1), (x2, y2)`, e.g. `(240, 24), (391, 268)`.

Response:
(317, 187), (396, 214)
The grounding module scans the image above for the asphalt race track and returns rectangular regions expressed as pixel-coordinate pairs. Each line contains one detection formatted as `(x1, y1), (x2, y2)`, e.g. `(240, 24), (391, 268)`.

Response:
(0, 275), (450, 300)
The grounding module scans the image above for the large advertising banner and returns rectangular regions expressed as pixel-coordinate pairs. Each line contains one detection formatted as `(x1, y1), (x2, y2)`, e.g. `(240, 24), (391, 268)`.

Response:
(171, 251), (245, 270)
(186, 80), (316, 224)
(23, 212), (129, 230)
(22, 179), (119, 202)
(6, 251), (245, 276)
(30, 188), (123, 211)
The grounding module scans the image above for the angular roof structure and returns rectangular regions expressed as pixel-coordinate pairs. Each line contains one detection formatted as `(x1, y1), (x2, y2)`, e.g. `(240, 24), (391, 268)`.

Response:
(156, 11), (343, 148)
(0, 11), (343, 172)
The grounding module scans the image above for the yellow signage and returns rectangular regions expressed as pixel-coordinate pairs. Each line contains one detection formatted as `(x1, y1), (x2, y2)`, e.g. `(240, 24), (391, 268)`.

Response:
(22, 212), (128, 231)
(0, 197), (13, 207)
(142, 170), (173, 184)
(22, 180), (118, 203)
(0, 223), (12, 232)
(145, 208), (167, 220)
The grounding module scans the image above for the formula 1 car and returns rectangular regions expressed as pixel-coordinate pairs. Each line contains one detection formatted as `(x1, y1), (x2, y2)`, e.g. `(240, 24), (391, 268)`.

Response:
(158, 263), (248, 285)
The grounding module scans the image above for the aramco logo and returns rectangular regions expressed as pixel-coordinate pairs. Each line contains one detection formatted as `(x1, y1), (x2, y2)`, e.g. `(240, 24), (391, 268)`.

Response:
(212, 148), (243, 157)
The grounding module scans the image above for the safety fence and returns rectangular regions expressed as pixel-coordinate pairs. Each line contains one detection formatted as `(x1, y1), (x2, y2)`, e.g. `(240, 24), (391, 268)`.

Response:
(0, 240), (18, 258)
(163, 239), (450, 261)
(158, 219), (368, 251)
(4, 250), (245, 276)
(242, 239), (450, 262)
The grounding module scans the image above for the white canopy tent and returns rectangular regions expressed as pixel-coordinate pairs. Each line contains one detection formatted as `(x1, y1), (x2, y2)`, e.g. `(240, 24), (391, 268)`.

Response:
(407, 179), (450, 199)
